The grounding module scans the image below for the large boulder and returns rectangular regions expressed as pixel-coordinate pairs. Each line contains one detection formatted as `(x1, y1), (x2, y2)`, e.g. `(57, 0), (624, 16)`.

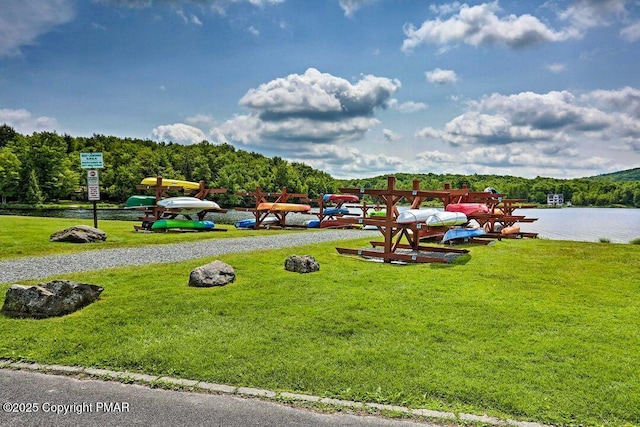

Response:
(1, 280), (104, 318)
(189, 260), (235, 287)
(50, 225), (106, 243)
(284, 255), (320, 273)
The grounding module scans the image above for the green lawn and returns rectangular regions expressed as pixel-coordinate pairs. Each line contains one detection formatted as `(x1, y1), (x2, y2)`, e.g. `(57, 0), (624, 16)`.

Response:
(0, 218), (639, 426)
(0, 215), (294, 259)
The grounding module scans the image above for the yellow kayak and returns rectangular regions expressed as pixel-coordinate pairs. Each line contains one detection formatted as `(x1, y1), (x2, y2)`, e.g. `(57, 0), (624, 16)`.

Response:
(141, 177), (200, 190)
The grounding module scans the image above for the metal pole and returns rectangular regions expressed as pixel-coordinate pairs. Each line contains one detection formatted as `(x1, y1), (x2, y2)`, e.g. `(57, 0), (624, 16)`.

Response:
(93, 200), (98, 228)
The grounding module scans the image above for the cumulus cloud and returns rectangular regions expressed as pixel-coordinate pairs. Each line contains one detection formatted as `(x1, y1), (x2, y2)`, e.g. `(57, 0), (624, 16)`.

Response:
(415, 87), (640, 153)
(382, 129), (401, 142)
(402, 1), (571, 52)
(150, 123), (207, 144)
(287, 143), (405, 179)
(0, 0), (76, 57)
(211, 68), (400, 149)
(621, 21), (640, 42)
(339, 0), (377, 17)
(425, 68), (458, 85)
(0, 108), (59, 133)
(557, 0), (628, 37)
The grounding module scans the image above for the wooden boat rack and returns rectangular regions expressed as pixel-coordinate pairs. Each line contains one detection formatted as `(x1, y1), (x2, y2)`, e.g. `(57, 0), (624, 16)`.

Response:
(334, 176), (470, 264)
(235, 186), (310, 229)
(133, 176), (228, 231)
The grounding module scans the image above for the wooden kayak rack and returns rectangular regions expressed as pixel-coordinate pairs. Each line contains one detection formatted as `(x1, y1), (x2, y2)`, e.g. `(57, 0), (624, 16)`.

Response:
(235, 186), (310, 229)
(133, 176), (228, 231)
(334, 176), (469, 263)
(445, 185), (538, 240)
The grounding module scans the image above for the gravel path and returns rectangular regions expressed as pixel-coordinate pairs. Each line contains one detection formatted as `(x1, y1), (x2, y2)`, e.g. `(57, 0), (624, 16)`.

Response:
(0, 229), (377, 284)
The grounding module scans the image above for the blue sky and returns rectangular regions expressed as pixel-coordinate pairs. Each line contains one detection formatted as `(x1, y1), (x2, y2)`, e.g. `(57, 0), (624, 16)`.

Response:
(1, 0), (639, 179)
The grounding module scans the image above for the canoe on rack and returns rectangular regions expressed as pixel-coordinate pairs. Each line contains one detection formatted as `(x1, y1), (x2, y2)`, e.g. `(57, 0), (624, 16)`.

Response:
(396, 208), (440, 224)
(323, 194), (360, 203)
(445, 203), (490, 215)
(141, 177), (200, 190)
(442, 227), (485, 243)
(425, 211), (468, 227)
(151, 219), (214, 230)
(157, 197), (220, 214)
(124, 195), (156, 209)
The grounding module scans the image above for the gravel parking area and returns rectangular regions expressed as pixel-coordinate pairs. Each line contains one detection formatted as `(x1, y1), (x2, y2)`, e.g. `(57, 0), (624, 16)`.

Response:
(0, 229), (377, 283)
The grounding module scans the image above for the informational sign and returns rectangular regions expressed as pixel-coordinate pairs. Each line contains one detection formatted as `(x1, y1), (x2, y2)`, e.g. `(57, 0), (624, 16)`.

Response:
(80, 152), (104, 169)
(87, 169), (100, 201)
(88, 186), (100, 201)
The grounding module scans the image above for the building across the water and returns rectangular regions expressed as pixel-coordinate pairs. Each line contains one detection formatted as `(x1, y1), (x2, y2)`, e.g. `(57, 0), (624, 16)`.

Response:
(547, 193), (564, 206)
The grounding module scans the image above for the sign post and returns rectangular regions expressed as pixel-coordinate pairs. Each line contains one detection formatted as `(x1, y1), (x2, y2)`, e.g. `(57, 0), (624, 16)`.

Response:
(80, 153), (104, 228)
(87, 169), (100, 228)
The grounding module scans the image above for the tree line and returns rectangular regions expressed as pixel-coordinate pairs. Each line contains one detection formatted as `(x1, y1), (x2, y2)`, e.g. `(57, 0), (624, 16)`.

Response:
(339, 172), (640, 207)
(0, 126), (336, 206)
(0, 125), (638, 207)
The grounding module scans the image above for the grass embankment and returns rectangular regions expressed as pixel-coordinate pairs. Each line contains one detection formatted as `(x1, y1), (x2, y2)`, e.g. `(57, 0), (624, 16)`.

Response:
(0, 216), (294, 259)
(0, 217), (639, 426)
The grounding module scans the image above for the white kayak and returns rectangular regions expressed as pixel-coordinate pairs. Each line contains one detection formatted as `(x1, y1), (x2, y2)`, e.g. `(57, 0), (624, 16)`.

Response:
(425, 211), (467, 227)
(157, 197), (220, 214)
(396, 208), (440, 224)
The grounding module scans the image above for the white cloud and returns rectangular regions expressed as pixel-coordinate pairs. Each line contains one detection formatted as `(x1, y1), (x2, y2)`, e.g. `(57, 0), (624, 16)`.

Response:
(176, 9), (202, 25)
(621, 21), (640, 41)
(289, 143), (405, 179)
(557, 0), (628, 37)
(382, 128), (401, 142)
(339, 0), (377, 17)
(586, 86), (640, 118)
(388, 99), (428, 113)
(186, 114), (217, 127)
(402, 1), (570, 52)
(150, 123), (207, 144)
(415, 88), (640, 155)
(211, 68), (399, 148)
(247, 25), (259, 35)
(0, 0), (76, 57)
(425, 68), (458, 85)
(0, 108), (59, 133)
(545, 63), (566, 73)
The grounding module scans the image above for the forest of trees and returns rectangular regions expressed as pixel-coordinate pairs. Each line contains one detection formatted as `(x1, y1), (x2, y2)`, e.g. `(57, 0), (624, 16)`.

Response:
(0, 125), (337, 207)
(0, 125), (639, 208)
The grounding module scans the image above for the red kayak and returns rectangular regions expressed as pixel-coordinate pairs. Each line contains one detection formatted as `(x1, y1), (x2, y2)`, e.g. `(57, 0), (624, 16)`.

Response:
(323, 194), (359, 203)
(445, 203), (490, 215)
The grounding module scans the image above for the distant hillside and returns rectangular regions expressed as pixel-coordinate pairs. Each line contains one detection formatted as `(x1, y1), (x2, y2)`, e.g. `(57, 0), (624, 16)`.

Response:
(589, 167), (640, 182)
(339, 171), (640, 207)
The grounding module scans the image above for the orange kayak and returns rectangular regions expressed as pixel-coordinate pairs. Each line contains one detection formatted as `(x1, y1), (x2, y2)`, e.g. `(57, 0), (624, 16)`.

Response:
(270, 203), (311, 212)
(501, 225), (521, 235)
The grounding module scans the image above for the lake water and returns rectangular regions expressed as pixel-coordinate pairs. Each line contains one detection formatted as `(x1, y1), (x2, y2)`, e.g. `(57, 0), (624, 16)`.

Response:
(515, 208), (640, 244)
(1, 207), (639, 244)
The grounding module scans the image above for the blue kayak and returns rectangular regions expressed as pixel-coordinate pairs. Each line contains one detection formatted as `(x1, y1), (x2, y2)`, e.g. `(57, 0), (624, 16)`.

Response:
(323, 207), (349, 215)
(442, 228), (485, 243)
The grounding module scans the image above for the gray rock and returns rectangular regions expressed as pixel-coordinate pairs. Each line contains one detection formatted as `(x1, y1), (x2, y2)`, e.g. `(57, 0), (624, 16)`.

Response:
(284, 255), (320, 273)
(189, 260), (235, 287)
(50, 225), (106, 243)
(1, 280), (104, 318)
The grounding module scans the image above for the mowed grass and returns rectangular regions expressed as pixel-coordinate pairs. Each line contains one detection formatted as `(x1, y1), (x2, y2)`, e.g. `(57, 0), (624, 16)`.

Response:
(0, 226), (639, 426)
(0, 215), (294, 259)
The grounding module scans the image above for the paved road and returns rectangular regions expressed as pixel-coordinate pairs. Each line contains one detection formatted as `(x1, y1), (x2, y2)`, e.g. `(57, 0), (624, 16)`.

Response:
(0, 369), (432, 427)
